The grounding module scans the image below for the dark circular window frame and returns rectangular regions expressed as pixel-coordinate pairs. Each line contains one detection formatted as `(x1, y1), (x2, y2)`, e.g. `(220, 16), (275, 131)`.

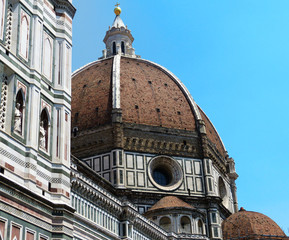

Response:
(148, 155), (183, 191)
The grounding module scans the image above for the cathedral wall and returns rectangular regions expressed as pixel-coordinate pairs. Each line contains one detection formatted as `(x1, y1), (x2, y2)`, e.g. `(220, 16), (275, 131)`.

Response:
(0, 177), (74, 240)
(71, 158), (191, 240)
(0, 0), (75, 238)
(84, 150), (206, 199)
(0, 0), (74, 204)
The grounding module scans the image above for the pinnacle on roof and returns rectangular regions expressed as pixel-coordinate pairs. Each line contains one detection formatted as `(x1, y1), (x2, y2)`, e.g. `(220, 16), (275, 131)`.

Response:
(112, 15), (126, 29)
(112, 2), (125, 28)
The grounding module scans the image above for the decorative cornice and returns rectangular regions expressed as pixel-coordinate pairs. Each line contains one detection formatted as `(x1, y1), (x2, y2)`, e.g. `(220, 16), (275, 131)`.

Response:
(51, 0), (76, 18)
(71, 172), (123, 217)
(103, 27), (134, 43)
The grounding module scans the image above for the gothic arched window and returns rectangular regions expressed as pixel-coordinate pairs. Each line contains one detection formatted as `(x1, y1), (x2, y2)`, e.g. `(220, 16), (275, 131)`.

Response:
(14, 90), (24, 135)
(121, 41), (125, 54)
(198, 219), (204, 234)
(159, 217), (171, 232)
(19, 13), (30, 60)
(180, 216), (192, 234)
(43, 33), (53, 79)
(0, 0), (5, 40)
(112, 42), (116, 55)
(40, 108), (49, 151)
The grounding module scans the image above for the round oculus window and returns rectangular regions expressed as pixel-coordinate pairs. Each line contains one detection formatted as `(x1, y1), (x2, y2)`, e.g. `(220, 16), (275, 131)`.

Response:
(148, 156), (183, 191)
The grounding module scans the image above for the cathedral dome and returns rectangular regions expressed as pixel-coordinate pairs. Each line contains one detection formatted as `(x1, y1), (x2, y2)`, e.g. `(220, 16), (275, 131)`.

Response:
(72, 56), (197, 131)
(71, 8), (228, 165)
(71, 56), (227, 159)
(222, 208), (288, 239)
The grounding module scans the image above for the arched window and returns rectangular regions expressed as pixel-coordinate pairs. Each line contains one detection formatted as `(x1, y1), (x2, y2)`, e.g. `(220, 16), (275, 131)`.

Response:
(218, 177), (229, 208)
(19, 14), (29, 59)
(112, 42), (116, 55)
(198, 219), (204, 234)
(218, 177), (227, 200)
(14, 90), (24, 135)
(180, 216), (191, 234)
(0, 0), (5, 40)
(121, 41), (125, 54)
(43, 35), (52, 79)
(159, 217), (171, 232)
(40, 108), (49, 151)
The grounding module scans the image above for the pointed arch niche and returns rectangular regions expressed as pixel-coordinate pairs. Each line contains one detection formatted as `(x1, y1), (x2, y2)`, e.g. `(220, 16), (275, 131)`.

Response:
(43, 32), (53, 80)
(0, 0), (5, 40)
(39, 100), (51, 153)
(14, 81), (27, 136)
(19, 10), (30, 60)
(14, 90), (24, 135)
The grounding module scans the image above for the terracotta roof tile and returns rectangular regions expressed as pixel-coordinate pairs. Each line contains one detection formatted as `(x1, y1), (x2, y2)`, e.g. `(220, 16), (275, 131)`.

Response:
(222, 209), (288, 239)
(72, 58), (113, 131)
(120, 57), (196, 131)
(147, 196), (194, 212)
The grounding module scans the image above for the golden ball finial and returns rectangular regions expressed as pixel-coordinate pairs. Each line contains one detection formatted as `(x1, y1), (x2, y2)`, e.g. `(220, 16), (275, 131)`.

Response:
(114, 3), (121, 16)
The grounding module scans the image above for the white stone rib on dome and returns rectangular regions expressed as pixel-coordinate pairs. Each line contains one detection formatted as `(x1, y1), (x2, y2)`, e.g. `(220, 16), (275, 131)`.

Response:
(112, 55), (121, 109)
(198, 105), (227, 152)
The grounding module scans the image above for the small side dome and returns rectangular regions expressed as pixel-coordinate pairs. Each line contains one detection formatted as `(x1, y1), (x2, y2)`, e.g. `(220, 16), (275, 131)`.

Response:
(222, 208), (288, 239)
(146, 196), (194, 213)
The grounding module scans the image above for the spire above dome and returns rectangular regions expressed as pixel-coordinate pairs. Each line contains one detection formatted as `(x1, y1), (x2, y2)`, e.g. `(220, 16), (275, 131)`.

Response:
(100, 4), (139, 59)
(112, 15), (125, 29)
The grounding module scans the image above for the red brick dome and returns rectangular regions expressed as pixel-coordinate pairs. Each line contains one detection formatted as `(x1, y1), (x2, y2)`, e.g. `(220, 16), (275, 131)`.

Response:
(222, 208), (288, 239)
(72, 57), (198, 131)
(71, 56), (227, 159)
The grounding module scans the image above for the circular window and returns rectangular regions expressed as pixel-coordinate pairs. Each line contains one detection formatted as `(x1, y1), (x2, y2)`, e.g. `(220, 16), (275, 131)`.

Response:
(148, 156), (183, 191)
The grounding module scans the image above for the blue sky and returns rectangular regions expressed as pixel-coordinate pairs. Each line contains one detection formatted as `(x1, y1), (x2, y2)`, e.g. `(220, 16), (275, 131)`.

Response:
(72, 1), (289, 231)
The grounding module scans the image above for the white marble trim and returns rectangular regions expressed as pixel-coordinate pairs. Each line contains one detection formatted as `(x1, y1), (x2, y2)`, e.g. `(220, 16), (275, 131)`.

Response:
(112, 55), (121, 109)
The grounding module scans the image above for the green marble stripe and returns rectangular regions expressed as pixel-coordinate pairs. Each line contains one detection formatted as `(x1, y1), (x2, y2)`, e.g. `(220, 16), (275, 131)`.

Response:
(0, 136), (70, 177)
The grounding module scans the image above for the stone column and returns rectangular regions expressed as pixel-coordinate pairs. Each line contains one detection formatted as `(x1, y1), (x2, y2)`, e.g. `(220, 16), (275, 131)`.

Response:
(228, 157), (239, 213)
